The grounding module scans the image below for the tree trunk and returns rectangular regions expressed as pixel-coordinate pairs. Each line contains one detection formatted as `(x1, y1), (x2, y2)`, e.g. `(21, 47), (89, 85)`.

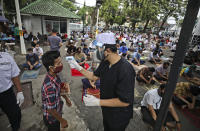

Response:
(132, 21), (137, 32)
(105, 22), (109, 30)
(90, 8), (97, 33)
(158, 10), (175, 33)
(143, 19), (150, 33)
(1, 0), (4, 17)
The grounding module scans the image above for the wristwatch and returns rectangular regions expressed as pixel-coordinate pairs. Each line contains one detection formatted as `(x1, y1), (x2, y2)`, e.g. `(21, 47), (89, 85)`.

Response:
(176, 121), (181, 124)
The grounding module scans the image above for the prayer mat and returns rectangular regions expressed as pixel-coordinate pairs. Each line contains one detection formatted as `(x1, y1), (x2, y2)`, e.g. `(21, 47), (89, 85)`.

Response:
(176, 106), (200, 129)
(142, 50), (150, 54)
(140, 56), (148, 60)
(71, 63), (90, 76)
(14, 82), (34, 110)
(20, 69), (40, 80)
(160, 56), (170, 61)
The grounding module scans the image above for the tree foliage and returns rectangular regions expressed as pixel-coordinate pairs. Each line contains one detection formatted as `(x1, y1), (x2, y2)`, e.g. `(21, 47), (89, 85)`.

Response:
(98, 0), (187, 32)
(157, 0), (187, 32)
(99, 0), (120, 28)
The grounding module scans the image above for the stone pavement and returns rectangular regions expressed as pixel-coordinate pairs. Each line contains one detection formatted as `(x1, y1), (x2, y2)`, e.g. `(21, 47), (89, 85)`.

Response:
(0, 38), (199, 131)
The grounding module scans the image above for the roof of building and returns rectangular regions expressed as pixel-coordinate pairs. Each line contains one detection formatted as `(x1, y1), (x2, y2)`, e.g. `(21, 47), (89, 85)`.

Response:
(21, 0), (80, 19)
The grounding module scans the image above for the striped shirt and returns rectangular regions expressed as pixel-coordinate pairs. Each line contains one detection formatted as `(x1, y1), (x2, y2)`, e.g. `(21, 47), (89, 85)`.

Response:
(41, 73), (63, 124)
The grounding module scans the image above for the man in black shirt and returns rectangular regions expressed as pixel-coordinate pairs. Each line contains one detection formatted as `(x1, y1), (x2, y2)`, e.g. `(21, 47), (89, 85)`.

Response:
(69, 43), (135, 131)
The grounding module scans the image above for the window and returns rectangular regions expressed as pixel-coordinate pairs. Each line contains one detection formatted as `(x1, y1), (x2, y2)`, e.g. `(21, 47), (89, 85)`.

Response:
(53, 22), (59, 33)
(60, 22), (67, 33)
(45, 21), (52, 33)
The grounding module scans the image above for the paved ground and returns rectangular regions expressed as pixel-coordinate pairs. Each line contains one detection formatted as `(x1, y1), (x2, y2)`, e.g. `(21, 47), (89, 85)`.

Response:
(0, 38), (199, 131)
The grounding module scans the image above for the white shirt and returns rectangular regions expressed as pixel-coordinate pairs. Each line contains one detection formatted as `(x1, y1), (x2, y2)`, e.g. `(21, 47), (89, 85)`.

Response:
(0, 52), (20, 93)
(154, 64), (168, 76)
(122, 38), (126, 43)
(171, 44), (176, 50)
(141, 88), (162, 109)
(33, 47), (43, 57)
(150, 44), (156, 50)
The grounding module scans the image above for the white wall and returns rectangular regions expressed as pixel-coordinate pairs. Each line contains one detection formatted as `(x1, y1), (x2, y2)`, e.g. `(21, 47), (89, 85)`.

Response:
(22, 15), (32, 33)
(22, 15), (42, 36)
(31, 16), (42, 36)
(23, 15), (71, 36)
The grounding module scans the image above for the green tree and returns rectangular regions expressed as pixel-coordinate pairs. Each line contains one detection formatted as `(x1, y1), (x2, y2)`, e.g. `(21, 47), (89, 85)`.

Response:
(158, 0), (187, 32)
(140, 0), (160, 32)
(99, 0), (120, 29)
(54, 0), (77, 12)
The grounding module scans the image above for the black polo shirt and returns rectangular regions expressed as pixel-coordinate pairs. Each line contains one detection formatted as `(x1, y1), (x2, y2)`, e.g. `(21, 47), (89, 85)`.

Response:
(94, 58), (136, 124)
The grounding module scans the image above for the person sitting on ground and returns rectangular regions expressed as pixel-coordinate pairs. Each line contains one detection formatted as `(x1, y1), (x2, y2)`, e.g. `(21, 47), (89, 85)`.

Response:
(83, 44), (90, 60)
(150, 43), (156, 51)
(148, 50), (162, 64)
(81, 37), (86, 46)
(172, 82), (200, 109)
(171, 43), (176, 52)
(154, 62), (170, 83)
(67, 37), (74, 48)
(22, 48), (42, 70)
(153, 44), (163, 56)
(67, 43), (76, 56)
(181, 65), (200, 85)
(119, 43), (129, 58)
(74, 47), (86, 67)
(184, 50), (196, 65)
(141, 84), (181, 131)
(33, 43), (43, 59)
(136, 67), (156, 85)
(132, 49), (145, 66)
(31, 37), (38, 48)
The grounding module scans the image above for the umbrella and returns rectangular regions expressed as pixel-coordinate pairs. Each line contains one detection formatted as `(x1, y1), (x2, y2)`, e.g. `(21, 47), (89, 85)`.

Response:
(0, 16), (8, 22)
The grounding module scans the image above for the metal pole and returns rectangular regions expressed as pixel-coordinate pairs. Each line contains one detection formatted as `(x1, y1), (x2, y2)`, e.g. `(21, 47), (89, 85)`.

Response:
(15, 0), (26, 54)
(41, 16), (44, 35)
(82, 0), (86, 37)
(1, 0), (4, 17)
(96, 7), (100, 36)
(154, 0), (200, 130)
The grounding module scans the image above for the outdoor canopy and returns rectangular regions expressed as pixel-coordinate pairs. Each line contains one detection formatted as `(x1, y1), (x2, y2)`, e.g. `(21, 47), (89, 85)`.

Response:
(0, 16), (8, 22)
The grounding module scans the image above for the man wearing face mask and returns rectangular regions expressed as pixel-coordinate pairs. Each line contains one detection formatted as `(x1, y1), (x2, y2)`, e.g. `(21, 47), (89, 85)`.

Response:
(68, 33), (136, 131)
(141, 84), (181, 131)
(22, 48), (42, 70)
(41, 51), (71, 131)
